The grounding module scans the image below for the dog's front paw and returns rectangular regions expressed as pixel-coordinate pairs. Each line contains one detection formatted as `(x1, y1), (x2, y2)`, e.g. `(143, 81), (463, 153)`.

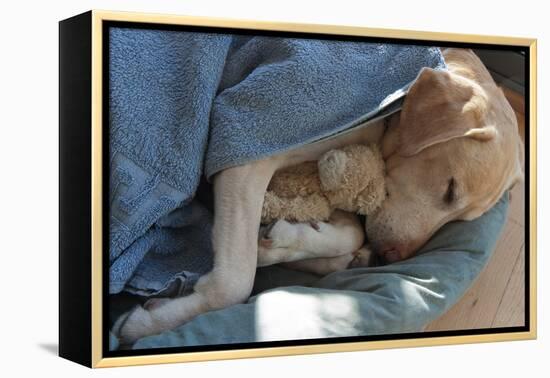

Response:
(258, 219), (302, 251)
(112, 305), (160, 346)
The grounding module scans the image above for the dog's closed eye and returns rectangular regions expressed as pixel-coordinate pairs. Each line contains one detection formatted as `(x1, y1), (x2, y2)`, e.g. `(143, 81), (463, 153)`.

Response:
(444, 177), (457, 204)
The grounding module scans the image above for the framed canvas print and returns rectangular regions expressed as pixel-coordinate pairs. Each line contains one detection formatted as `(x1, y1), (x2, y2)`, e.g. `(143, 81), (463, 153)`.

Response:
(59, 10), (537, 368)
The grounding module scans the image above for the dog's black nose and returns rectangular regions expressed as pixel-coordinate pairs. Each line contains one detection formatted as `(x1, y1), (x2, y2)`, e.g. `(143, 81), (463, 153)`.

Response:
(370, 247), (402, 266)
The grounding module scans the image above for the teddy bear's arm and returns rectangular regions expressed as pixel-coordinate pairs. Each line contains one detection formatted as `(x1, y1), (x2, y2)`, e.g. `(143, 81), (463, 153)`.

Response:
(267, 161), (321, 197)
(261, 191), (332, 223)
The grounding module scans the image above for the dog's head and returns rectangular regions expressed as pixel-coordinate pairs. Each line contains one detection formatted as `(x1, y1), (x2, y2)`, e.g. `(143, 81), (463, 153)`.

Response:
(366, 49), (524, 263)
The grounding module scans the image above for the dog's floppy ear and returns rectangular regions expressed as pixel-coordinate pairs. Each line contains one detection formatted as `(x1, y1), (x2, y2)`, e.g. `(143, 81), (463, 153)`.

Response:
(398, 67), (497, 157)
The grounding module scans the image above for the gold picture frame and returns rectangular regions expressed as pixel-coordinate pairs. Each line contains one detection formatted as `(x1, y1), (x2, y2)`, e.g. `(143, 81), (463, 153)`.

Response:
(59, 9), (537, 368)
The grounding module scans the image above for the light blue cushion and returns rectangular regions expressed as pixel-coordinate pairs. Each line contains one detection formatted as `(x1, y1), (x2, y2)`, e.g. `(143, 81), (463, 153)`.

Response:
(132, 193), (509, 348)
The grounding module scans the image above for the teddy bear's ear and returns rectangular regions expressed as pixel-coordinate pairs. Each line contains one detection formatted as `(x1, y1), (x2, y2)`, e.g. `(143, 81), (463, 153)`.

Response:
(318, 149), (349, 192)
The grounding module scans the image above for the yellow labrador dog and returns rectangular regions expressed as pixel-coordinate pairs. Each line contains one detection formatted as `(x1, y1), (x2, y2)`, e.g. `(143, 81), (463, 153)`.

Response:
(114, 48), (524, 344)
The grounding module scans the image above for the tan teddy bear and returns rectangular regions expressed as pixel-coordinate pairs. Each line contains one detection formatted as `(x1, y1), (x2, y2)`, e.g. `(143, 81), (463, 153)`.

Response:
(261, 143), (386, 224)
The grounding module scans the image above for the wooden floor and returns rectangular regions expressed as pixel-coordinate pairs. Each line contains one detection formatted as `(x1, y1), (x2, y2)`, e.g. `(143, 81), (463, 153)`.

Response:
(426, 88), (526, 331)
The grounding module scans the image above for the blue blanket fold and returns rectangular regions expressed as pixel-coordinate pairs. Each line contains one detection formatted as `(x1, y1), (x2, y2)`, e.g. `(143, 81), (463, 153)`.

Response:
(108, 26), (446, 297)
(206, 39), (444, 176)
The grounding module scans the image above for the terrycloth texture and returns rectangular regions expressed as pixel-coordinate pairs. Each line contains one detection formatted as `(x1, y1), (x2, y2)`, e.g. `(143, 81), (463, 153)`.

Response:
(205, 38), (445, 175)
(108, 26), (446, 295)
(109, 28), (231, 293)
(115, 201), (214, 296)
(131, 193), (509, 349)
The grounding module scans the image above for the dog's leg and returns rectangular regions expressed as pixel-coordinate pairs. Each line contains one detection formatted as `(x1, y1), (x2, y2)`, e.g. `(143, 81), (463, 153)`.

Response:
(257, 210), (365, 267)
(281, 245), (375, 275)
(113, 160), (278, 344)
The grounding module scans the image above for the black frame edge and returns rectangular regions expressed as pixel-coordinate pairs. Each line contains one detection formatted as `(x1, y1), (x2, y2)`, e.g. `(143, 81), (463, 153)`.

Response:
(59, 10), (93, 368)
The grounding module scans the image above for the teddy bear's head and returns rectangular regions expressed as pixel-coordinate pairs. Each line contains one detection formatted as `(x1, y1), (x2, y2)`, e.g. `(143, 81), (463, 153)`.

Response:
(318, 144), (386, 215)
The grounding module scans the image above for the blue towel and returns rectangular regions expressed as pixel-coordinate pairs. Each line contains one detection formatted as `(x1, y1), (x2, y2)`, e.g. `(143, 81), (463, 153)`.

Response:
(108, 27), (446, 296)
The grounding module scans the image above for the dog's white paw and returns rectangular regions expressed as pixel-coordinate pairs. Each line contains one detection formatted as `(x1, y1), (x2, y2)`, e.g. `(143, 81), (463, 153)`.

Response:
(259, 220), (296, 250)
(257, 219), (328, 266)
(112, 304), (160, 346)
(259, 219), (322, 250)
